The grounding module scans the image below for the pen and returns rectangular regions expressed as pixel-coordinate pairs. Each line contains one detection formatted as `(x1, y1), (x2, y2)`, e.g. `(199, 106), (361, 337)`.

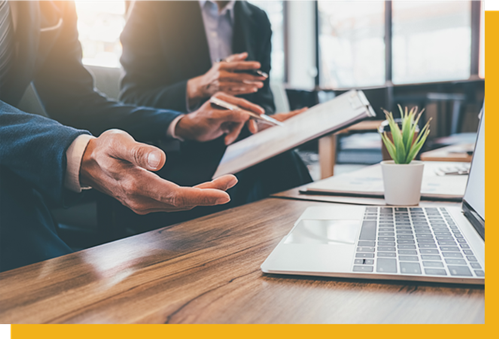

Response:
(210, 97), (284, 127)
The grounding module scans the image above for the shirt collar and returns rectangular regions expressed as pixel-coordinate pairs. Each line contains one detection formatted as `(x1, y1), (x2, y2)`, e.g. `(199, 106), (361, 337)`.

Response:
(199, 1), (236, 22)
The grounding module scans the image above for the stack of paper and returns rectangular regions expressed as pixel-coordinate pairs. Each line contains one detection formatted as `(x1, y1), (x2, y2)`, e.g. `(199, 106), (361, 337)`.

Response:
(302, 162), (469, 201)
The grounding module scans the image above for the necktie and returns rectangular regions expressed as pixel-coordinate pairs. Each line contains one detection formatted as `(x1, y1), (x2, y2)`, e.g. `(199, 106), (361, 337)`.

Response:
(0, 0), (14, 91)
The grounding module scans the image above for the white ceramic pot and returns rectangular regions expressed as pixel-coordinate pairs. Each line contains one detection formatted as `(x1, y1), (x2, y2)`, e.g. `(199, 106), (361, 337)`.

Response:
(381, 161), (424, 206)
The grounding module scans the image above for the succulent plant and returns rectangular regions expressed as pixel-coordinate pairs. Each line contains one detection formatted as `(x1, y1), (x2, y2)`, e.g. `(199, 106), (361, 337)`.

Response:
(380, 105), (431, 164)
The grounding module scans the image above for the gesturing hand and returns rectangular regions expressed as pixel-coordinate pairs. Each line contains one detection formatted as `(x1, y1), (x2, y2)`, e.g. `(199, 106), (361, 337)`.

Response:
(186, 52), (267, 108)
(79, 130), (238, 214)
(175, 92), (265, 145)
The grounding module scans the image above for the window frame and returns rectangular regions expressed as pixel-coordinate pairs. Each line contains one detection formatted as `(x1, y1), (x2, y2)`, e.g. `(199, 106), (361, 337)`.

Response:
(313, 0), (483, 90)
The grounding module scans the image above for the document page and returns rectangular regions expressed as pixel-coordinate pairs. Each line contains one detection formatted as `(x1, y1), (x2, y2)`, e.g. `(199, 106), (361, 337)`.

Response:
(214, 90), (375, 178)
(305, 162), (469, 201)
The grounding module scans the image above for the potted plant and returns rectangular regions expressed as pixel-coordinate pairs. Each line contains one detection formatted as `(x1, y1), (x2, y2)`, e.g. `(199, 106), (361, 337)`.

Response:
(380, 105), (431, 205)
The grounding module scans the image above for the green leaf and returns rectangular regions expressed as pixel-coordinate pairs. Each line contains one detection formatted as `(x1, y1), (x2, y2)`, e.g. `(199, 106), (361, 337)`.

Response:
(381, 132), (397, 160)
(386, 112), (406, 164)
(382, 105), (431, 164)
(405, 129), (430, 163)
(402, 107), (414, 153)
(405, 119), (431, 162)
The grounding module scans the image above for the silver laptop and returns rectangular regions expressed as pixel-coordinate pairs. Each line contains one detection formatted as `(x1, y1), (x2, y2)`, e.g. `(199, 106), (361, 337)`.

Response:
(262, 109), (485, 285)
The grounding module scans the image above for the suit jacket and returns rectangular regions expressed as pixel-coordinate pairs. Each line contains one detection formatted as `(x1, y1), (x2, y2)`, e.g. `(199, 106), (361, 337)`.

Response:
(119, 0), (275, 115)
(1, 1), (181, 142)
(0, 100), (88, 271)
(0, 0), (185, 271)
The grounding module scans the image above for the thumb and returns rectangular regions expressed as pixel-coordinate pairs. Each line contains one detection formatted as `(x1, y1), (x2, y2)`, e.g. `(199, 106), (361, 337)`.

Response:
(226, 52), (248, 62)
(119, 139), (167, 171)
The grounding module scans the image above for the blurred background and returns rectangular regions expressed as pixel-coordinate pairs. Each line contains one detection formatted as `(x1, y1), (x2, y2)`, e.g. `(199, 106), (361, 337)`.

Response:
(73, 0), (484, 181)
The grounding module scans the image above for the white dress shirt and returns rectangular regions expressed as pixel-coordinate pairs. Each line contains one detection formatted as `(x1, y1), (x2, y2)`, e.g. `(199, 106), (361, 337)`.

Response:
(199, 0), (236, 64)
(64, 134), (94, 192)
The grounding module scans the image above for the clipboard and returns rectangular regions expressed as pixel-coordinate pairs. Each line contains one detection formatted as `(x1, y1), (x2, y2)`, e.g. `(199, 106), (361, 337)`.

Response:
(213, 90), (376, 178)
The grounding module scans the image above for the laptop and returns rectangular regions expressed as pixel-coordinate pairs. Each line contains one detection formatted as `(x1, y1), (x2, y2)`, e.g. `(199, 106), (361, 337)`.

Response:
(261, 108), (485, 285)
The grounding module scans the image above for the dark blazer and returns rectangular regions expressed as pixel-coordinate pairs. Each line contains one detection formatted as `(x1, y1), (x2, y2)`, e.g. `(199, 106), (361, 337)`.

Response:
(119, 0), (275, 115)
(1, 1), (181, 142)
(0, 101), (88, 271)
(0, 0), (185, 271)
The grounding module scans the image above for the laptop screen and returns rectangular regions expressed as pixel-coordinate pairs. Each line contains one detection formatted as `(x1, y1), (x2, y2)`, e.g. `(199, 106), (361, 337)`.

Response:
(462, 107), (485, 238)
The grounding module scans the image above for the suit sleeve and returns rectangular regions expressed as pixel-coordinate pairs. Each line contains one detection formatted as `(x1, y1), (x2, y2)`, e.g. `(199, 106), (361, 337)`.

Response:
(32, 1), (181, 142)
(119, 1), (190, 112)
(238, 10), (275, 115)
(0, 100), (89, 206)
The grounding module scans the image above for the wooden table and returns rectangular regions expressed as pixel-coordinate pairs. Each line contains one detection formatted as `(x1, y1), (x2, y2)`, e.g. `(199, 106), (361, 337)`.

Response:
(0, 198), (483, 324)
(420, 143), (474, 162)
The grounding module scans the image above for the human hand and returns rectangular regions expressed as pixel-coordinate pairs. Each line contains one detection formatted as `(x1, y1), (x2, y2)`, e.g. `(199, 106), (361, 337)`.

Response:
(175, 92), (264, 145)
(257, 107), (309, 131)
(186, 52), (267, 107)
(79, 130), (238, 214)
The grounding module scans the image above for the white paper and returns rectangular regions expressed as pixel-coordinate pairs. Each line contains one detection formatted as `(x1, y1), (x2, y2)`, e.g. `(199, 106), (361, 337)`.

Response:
(305, 162), (469, 200)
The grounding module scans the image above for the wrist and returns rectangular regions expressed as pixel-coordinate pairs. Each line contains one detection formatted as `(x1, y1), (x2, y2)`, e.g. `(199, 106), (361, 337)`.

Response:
(65, 134), (94, 192)
(187, 77), (204, 104)
(79, 138), (97, 188)
(175, 114), (196, 141)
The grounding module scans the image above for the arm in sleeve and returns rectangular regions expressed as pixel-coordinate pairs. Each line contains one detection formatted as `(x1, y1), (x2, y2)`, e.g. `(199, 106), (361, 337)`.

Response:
(0, 100), (89, 206)
(250, 12), (275, 115)
(33, 1), (181, 142)
(119, 1), (190, 112)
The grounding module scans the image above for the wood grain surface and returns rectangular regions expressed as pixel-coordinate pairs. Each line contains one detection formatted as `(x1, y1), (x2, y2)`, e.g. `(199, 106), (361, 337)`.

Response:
(0, 198), (483, 324)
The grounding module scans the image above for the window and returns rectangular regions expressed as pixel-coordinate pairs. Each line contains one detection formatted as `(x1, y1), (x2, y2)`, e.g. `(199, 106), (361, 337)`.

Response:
(318, 0), (385, 89)
(75, 0), (286, 80)
(248, 1), (286, 82)
(317, 0), (479, 89)
(392, 1), (472, 84)
(74, 0), (126, 68)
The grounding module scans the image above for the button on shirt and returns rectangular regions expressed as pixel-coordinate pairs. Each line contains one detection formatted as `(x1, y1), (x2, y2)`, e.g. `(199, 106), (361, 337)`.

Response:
(199, 0), (235, 64)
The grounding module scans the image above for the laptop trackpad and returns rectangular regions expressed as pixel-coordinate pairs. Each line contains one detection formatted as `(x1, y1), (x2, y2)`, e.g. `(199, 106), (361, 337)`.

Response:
(284, 219), (360, 245)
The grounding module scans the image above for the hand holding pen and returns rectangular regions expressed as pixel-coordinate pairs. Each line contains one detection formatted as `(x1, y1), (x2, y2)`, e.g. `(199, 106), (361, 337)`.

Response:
(186, 52), (267, 109)
(175, 92), (265, 145)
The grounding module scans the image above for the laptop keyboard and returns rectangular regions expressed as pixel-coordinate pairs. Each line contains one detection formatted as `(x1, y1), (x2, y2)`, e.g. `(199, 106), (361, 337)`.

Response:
(353, 207), (484, 278)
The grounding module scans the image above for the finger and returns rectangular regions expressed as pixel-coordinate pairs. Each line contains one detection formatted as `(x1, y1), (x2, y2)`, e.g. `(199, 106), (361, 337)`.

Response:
(247, 119), (258, 134)
(219, 61), (261, 71)
(172, 187), (231, 207)
(213, 92), (265, 115)
(224, 122), (245, 145)
(108, 130), (167, 171)
(221, 121), (237, 134)
(211, 108), (251, 123)
(274, 107), (309, 122)
(218, 71), (266, 83)
(224, 52), (248, 62)
(291, 107), (309, 114)
(195, 175), (238, 190)
(219, 84), (260, 95)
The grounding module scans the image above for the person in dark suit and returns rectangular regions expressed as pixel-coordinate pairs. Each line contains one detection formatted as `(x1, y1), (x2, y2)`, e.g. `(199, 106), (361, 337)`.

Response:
(0, 0), (268, 271)
(120, 0), (276, 114)
(0, 104), (240, 272)
(119, 1), (312, 215)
